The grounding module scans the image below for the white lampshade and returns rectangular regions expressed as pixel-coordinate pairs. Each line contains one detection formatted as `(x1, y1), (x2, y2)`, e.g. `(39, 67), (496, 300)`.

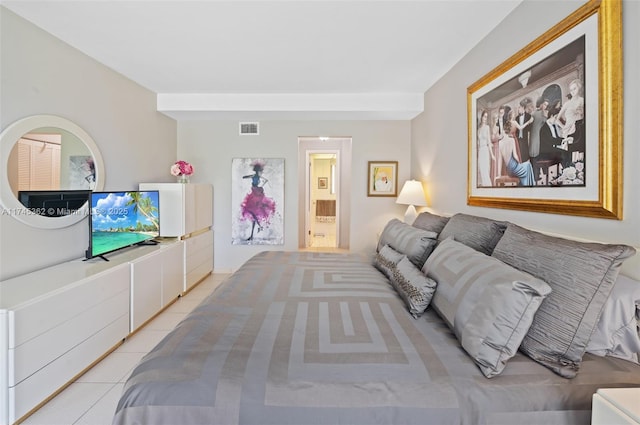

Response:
(396, 180), (427, 207)
(396, 180), (427, 224)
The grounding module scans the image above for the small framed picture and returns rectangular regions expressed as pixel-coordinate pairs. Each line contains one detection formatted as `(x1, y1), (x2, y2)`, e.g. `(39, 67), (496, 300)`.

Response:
(367, 161), (398, 197)
(317, 177), (328, 189)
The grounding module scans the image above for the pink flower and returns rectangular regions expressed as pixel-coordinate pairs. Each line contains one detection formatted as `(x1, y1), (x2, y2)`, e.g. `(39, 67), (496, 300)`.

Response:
(171, 160), (194, 176)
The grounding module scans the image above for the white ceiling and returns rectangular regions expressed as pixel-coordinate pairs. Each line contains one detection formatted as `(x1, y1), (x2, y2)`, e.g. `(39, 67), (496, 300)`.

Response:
(3, 0), (523, 120)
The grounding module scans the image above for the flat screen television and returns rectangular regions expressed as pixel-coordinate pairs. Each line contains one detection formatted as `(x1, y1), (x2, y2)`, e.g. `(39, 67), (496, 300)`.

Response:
(18, 190), (91, 217)
(86, 190), (160, 260)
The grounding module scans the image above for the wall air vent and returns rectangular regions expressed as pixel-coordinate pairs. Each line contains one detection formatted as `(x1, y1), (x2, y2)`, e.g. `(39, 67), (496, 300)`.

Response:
(239, 122), (259, 135)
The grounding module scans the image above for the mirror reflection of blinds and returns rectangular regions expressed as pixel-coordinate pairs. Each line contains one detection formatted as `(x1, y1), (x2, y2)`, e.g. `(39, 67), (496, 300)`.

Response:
(17, 139), (61, 190)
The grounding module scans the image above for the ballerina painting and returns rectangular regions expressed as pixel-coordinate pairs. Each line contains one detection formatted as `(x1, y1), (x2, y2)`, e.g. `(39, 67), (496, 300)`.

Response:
(231, 158), (284, 245)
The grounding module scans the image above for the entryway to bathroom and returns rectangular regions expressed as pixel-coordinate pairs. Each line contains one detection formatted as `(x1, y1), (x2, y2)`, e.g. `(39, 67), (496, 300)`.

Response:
(308, 152), (337, 247)
(297, 137), (352, 251)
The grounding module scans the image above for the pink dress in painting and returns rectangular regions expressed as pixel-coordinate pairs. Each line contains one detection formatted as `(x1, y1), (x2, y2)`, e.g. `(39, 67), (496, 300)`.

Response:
(241, 162), (276, 240)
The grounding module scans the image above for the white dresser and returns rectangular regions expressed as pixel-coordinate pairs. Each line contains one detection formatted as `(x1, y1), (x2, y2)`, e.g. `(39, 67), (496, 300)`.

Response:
(592, 388), (640, 424)
(0, 241), (186, 425)
(0, 183), (213, 424)
(139, 183), (214, 292)
(0, 255), (131, 424)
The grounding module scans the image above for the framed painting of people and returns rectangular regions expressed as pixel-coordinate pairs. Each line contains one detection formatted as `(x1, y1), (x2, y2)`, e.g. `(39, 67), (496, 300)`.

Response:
(467, 0), (622, 219)
(231, 158), (285, 245)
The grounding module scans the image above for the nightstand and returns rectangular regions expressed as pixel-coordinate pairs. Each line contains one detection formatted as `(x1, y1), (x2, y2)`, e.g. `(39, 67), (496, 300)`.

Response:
(592, 388), (640, 424)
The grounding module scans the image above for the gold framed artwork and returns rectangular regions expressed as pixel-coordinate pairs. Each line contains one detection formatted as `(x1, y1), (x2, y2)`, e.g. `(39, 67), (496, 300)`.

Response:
(367, 161), (398, 197)
(318, 177), (328, 189)
(467, 0), (623, 219)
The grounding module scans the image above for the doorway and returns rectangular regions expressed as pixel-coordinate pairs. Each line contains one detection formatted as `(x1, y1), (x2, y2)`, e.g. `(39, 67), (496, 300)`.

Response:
(308, 152), (338, 248)
(298, 137), (352, 250)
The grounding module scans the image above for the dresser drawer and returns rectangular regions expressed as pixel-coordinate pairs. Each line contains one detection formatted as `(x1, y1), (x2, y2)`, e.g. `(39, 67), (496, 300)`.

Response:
(9, 315), (129, 422)
(184, 230), (213, 271)
(9, 288), (129, 386)
(8, 264), (130, 349)
(184, 230), (213, 290)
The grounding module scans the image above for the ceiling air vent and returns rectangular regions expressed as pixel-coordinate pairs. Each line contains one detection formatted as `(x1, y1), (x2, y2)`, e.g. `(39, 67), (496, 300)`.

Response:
(239, 122), (259, 135)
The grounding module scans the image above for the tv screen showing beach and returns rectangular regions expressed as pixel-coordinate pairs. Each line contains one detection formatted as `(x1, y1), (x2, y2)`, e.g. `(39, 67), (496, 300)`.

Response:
(89, 191), (160, 258)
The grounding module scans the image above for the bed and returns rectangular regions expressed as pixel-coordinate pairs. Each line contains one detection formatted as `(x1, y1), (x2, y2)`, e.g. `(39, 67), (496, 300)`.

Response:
(113, 213), (640, 425)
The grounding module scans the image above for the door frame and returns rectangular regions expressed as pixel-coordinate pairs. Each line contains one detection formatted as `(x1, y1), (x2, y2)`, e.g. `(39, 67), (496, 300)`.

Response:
(298, 137), (351, 249)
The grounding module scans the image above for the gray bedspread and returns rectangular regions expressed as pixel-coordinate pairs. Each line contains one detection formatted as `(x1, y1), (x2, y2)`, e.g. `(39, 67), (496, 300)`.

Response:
(113, 251), (640, 425)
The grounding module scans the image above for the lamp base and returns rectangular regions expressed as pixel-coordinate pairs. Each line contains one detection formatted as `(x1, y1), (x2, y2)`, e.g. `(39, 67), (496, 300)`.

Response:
(404, 205), (418, 225)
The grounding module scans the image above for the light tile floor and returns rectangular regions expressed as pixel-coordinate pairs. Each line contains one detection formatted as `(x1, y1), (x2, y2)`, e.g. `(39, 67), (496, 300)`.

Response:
(20, 273), (230, 425)
(310, 220), (337, 248)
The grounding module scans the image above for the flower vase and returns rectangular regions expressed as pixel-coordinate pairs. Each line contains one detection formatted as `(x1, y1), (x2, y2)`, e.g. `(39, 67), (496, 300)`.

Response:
(177, 175), (190, 184)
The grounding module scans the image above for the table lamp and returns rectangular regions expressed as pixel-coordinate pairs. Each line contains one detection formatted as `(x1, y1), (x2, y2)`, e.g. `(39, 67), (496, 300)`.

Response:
(396, 180), (427, 224)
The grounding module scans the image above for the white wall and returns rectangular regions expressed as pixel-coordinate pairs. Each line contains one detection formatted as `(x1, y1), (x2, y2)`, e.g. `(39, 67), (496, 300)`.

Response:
(0, 8), (177, 280)
(411, 0), (640, 278)
(178, 120), (411, 271)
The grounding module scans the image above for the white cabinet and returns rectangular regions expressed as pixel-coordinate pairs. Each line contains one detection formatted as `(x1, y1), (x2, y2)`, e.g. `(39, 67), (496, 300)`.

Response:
(130, 249), (163, 332)
(0, 259), (130, 425)
(129, 242), (185, 332)
(184, 229), (214, 291)
(139, 183), (213, 237)
(593, 388), (640, 424)
(139, 183), (214, 292)
(162, 241), (185, 305)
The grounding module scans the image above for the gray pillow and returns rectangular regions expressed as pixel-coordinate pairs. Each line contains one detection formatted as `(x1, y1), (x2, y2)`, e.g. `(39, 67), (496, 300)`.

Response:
(373, 244), (404, 279)
(437, 213), (507, 256)
(377, 219), (438, 268)
(423, 238), (551, 378)
(492, 223), (636, 378)
(412, 211), (450, 235)
(586, 274), (640, 364)
(389, 256), (437, 319)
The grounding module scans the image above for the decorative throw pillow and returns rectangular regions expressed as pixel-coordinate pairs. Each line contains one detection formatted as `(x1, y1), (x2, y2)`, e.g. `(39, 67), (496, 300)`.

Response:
(412, 211), (450, 235)
(586, 274), (640, 364)
(437, 213), (507, 256)
(389, 256), (437, 319)
(492, 223), (636, 378)
(377, 219), (438, 268)
(373, 244), (404, 279)
(423, 238), (551, 378)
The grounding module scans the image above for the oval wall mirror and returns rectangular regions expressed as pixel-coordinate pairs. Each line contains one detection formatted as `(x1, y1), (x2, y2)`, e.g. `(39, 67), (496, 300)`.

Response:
(0, 115), (105, 229)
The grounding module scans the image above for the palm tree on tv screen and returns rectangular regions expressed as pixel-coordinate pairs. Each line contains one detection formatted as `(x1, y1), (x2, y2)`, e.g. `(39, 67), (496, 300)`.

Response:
(125, 192), (159, 231)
